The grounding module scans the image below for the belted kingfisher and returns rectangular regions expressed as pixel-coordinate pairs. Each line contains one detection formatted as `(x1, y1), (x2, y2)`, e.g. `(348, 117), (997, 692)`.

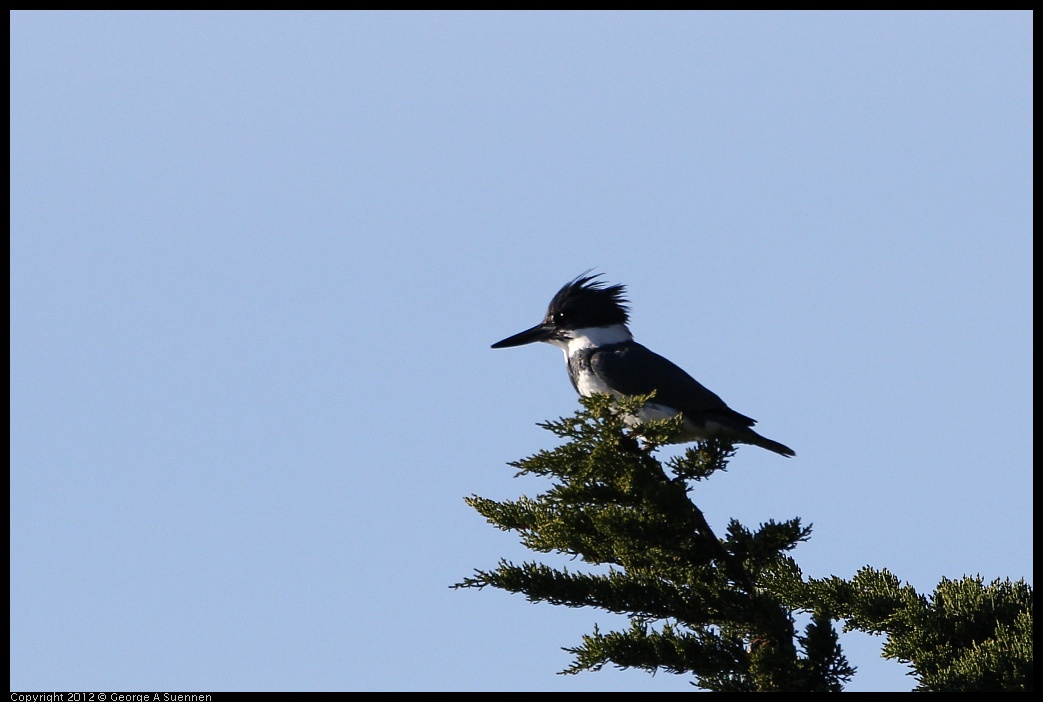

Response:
(491, 274), (795, 457)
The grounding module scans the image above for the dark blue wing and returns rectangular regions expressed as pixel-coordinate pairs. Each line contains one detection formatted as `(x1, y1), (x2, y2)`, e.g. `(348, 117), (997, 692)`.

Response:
(589, 342), (757, 428)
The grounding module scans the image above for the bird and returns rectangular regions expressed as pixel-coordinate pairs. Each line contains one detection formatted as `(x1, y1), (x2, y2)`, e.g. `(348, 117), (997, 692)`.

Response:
(491, 273), (795, 457)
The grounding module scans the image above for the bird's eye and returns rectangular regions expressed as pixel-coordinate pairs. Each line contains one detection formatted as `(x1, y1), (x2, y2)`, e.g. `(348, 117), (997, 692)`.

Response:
(553, 311), (566, 323)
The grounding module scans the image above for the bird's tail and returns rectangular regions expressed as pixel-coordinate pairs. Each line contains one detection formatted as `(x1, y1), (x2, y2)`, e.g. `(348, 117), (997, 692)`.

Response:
(742, 430), (796, 458)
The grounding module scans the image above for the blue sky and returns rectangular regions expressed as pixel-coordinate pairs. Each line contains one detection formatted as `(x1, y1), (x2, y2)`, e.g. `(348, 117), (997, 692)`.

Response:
(10, 11), (1031, 692)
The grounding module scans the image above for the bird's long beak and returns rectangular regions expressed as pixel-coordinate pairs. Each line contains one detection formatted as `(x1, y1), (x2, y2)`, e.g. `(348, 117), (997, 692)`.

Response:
(491, 322), (556, 348)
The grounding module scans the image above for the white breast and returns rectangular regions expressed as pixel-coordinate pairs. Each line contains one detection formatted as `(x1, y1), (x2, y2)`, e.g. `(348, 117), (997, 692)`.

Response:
(574, 367), (617, 397)
(559, 324), (634, 398)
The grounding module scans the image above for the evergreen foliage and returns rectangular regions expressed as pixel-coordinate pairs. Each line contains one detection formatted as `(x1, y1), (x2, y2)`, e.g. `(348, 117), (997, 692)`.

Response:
(805, 569), (1032, 691)
(455, 394), (1032, 691)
